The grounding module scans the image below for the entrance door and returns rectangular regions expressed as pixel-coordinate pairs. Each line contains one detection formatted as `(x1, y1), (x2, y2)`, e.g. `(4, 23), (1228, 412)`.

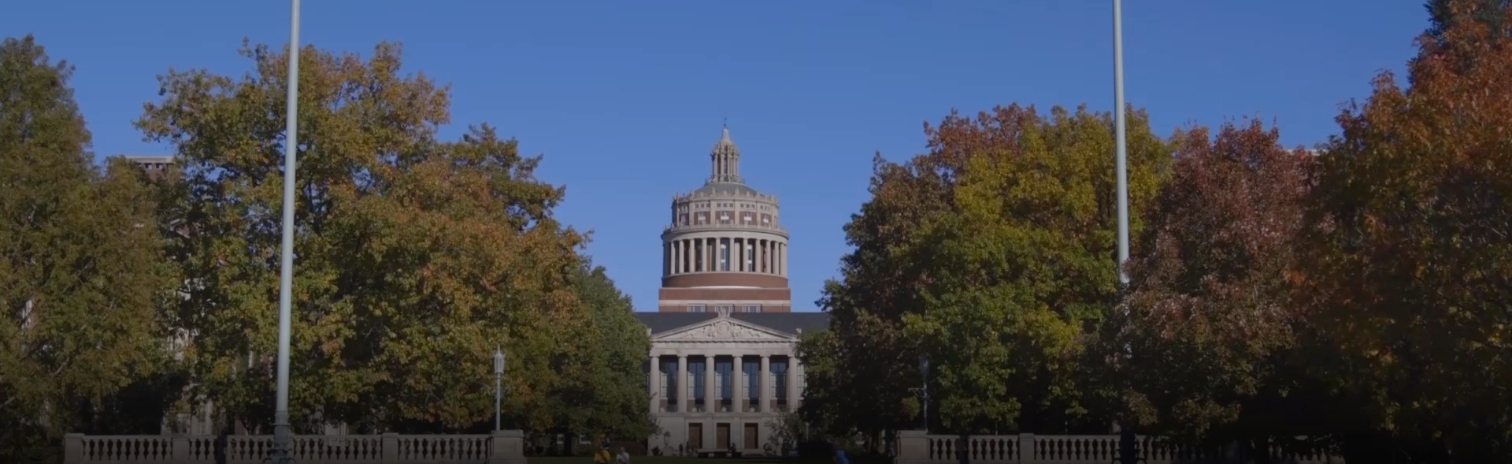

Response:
(744, 423), (759, 450)
(716, 423), (731, 450)
(688, 423), (703, 452)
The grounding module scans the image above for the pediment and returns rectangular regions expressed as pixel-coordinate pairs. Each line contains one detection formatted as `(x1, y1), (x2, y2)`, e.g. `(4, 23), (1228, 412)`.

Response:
(657, 318), (793, 342)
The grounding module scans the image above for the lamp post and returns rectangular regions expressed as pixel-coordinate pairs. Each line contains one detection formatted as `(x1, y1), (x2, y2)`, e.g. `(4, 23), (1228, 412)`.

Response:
(270, 0), (302, 462)
(494, 347), (506, 431)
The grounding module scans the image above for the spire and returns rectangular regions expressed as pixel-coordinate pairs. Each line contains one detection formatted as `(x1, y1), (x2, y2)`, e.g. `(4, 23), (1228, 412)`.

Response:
(709, 125), (742, 184)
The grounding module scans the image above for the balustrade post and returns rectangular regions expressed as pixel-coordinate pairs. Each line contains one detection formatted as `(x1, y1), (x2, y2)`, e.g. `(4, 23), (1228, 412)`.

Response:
(63, 433), (83, 464)
(490, 429), (526, 464)
(895, 431), (928, 464)
(382, 433), (398, 464)
(172, 433), (190, 461)
(1018, 434), (1034, 464)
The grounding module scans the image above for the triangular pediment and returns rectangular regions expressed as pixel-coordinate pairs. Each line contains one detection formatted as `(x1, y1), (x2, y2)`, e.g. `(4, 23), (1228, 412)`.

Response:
(656, 316), (793, 342)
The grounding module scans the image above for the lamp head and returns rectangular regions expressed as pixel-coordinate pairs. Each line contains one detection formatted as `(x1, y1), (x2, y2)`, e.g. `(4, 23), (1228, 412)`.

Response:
(493, 348), (506, 375)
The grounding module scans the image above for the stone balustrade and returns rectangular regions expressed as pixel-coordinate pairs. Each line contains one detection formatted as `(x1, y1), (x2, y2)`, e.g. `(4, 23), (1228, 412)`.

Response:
(63, 430), (526, 464)
(895, 431), (1345, 464)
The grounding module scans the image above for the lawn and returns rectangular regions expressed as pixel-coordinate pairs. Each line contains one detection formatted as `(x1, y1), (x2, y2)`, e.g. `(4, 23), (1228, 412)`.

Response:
(528, 455), (885, 464)
(528, 457), (800, 464)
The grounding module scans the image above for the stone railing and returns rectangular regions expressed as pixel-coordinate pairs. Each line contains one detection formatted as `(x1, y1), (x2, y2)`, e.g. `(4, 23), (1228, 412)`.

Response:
(63, 430), (526, 464)
(896, 432), (1345, 464)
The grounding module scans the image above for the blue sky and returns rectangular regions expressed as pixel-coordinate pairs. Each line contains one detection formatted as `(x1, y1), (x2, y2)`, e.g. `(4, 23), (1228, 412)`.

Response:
(7, 1), (1427, 312)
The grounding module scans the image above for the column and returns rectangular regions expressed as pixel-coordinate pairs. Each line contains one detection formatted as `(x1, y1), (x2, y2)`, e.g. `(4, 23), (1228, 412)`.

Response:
(780, 243), (788, 277)
(705, 238), (713, 272)
(733, 356), (745, 412)
(672, 241), (680, 274)
(677, 355), (688, 413)
(759, 240), (768, 273)
(704, 355), (716, 413)
(786, 355), (800, 410)
(650, 355), (662, 413)
(766, 241), (773, 274)
(759, 355), (771, 413)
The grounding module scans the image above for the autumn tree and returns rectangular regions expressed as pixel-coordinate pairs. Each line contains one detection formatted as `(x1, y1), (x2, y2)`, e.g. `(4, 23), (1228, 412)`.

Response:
(1297, 2), (1512, 461)
(137, 41), (635, 434)
(1426, 0), (1510, 45)
(811, 105), (1170, 437)
(1095, 120), (1354, 460)
(0, 35), (175, 461)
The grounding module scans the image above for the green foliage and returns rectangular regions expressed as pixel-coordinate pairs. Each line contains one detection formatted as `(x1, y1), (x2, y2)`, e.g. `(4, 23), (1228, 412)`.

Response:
(548, 259), (656, 439)
(810, 104), (1170, 435)
(134, 40), (643, 434)
(0, 35), (175, 460)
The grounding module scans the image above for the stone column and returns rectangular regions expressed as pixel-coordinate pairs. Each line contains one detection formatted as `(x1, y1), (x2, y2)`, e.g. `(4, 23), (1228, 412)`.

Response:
(766, 240), (773, 274)
(733, 355), (745, 412)
(704, 355), (716, 413)
(705, 238), (714, 272)
(650, 355), (662, 413)
(677, 355), (688, 413)
(782, 243), (788, 277)
(759, 355), (771, 412)
(786, 355), (800, 410)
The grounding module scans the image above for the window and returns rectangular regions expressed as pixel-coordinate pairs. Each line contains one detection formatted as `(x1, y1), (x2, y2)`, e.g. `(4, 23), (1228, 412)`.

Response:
(688, 304), (707, 313)
(720, 240), (731, 271)
(743, 305), (762, 313)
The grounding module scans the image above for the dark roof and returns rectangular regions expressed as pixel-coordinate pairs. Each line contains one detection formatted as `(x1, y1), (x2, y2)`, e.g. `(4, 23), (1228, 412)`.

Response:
(693, 182), (761, 196)
(634, 311), (829, 336)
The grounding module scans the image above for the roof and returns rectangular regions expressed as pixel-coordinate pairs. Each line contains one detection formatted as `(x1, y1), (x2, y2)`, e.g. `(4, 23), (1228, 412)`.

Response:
(693, 182), (761, 196)
(634, 311), (829, 336)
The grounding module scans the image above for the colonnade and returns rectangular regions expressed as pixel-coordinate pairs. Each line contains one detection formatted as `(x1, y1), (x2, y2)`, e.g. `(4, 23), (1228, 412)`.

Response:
(648, 353), (802, 414)
(665, 236), (787, 276)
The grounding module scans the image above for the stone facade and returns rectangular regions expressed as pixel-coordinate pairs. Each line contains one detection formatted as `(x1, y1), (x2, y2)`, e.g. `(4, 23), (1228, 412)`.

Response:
(659, 127), (791, 313)
(636, 308), (827, 455)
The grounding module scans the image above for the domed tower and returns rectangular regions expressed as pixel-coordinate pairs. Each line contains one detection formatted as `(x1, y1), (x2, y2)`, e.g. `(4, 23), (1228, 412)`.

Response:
(658, 127), (791, 313)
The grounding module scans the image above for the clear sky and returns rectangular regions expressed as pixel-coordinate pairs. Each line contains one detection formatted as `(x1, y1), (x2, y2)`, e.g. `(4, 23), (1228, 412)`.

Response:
(7, 1), (1428, 312)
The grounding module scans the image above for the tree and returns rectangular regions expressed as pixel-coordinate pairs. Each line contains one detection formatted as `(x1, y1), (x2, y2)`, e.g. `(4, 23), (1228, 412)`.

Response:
(1298, 3), (1512, 461)
(812, 104), (1170, 436)
(1098, 120), (1343, 459)
(545, 258), (655, 440)
(0, 35), (174, 461)
(1426, 0), (1510, 44)
(135, 40), (615, 433)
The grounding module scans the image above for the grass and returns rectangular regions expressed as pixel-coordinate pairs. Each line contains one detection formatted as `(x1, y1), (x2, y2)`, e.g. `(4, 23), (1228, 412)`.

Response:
(528, 457), (802, 464)
(528, 455), (887, 464)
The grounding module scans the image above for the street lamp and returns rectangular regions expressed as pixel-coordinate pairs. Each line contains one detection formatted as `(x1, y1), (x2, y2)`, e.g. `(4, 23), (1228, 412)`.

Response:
(494, 347), (506, 431)
(270, 0), (302, 463)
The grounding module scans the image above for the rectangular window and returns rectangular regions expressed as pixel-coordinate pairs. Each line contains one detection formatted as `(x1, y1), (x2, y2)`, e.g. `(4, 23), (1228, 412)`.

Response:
(743, 305), (762, 313)
(688, 305), (706, 313)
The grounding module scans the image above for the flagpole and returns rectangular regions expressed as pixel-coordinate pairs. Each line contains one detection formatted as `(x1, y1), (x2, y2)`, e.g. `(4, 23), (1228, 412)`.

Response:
(1113, 0), (1129, 286)
(272, 0), (301, 462)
